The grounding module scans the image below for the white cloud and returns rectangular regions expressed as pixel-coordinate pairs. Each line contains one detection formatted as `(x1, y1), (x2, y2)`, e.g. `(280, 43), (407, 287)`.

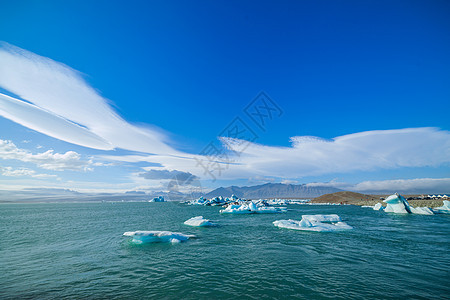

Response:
(1, 43), (449, 188)
(281, 179), (298, 185)
(303, 177), (450, 194)
(351, 178), (450, 194)
(1, 166), (57, 178)
(219, 127), (450, 178)
(0, 42), (178, 155)
(0, 139), (93, 171)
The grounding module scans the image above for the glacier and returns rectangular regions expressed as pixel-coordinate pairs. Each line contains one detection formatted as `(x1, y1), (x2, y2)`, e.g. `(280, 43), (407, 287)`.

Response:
(273, 214), (352, 232)
(123, 231), (195, 244)
(184, 216), (216, 227)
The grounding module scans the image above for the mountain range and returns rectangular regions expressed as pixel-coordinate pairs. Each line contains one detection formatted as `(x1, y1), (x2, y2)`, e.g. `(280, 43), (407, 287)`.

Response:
(205, 183), (342, 199)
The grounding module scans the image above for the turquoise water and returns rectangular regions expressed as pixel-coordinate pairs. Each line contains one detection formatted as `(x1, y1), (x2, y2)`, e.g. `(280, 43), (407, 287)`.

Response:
(1, 202), (449, 299)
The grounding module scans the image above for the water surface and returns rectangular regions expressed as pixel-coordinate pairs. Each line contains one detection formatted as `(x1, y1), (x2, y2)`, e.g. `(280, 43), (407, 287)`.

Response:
(1, 202), (449, 299)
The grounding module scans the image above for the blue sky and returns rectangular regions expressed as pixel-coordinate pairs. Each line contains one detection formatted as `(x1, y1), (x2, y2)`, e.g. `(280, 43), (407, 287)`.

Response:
(0, 0), (449, 194)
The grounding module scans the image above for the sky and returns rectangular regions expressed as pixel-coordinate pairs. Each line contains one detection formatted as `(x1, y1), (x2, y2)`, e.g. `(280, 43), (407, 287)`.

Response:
(0, 0), (449, 196)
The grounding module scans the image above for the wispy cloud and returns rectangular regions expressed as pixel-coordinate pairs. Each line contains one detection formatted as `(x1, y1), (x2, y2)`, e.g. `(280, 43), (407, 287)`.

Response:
(0, 139), (93, 171)
(0, 42), (178, 155)
(1, 42), (449, 189)
(0, 166), (57, 178)
(304, 178), (450, 194)
(219, 127), (450, 178)
(138, 169), (198, 183)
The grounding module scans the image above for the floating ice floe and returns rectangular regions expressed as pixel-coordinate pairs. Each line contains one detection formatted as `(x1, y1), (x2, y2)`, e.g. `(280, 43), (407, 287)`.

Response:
(373, 202), (383, 210)
(185, 195), (305, 207)
(383, 193), (433, 215)
(184, 216), (216, 227)
(433, 200), (450, 214)
(273, 214), (352, 232)
(361, 203), (383, 210)
(220, 201), (287, 214)
(123, 231), (195, 244)
(149, 196), (165, 202)
(186, 195), (239, 206)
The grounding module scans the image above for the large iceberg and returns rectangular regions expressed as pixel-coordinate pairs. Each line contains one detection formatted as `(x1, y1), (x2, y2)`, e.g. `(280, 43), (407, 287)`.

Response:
(383, 193), (433, 215)
(123, 231), (195, 244)
(220, 201), (287, 214)
(273, 214), (352, 232)
(433, 200), (450, 214)
(184, 216), (216, 227)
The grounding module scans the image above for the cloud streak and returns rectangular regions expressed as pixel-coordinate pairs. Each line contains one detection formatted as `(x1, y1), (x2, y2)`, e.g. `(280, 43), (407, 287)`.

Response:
(0, 42), (178, 155)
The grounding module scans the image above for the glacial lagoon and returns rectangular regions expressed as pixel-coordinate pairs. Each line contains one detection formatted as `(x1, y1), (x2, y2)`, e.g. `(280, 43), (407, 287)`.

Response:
(1, 201), (449, 299)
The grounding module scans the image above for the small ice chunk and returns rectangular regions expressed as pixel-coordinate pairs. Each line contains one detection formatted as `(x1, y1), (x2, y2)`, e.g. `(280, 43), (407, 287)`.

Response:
(123, 231), (195, 244)
(373, 203), (383, 210)
(434, 200), (450, 214)
(273, 214), (352, 232)
(184, 216), (216, 227)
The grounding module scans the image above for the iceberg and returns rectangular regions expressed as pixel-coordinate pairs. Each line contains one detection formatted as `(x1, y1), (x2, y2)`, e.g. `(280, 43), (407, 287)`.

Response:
(373, 202), (383, 210)
(273, 214), (352, 232)
(149, 196), (165, 202)
(362, 203), (383, 210)
(409, 206), (434, 215)
(383, 193), (433, 215)
(123, 231), (195, 244)
(433, 200), (450, 214)
(184, 216), (216, 227)
(220, 201), (287, 214)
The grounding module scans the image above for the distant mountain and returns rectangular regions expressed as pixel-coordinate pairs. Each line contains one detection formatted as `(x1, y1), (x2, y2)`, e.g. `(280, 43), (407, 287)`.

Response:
(205, 183), (343, 199)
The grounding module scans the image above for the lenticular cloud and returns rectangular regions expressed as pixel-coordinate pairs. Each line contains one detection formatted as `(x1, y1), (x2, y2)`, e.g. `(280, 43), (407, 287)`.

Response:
(0, 42), (176, 155)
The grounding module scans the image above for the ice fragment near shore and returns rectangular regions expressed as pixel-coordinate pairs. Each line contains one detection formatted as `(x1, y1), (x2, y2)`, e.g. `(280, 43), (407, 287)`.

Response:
(184, 216), (216, 227)
(383, 193), (433, 215)
(123, 231), (195, 244)
(433, 200), (450, 214)
(373, 203), (383, 210)
(273, 214), (352, 232)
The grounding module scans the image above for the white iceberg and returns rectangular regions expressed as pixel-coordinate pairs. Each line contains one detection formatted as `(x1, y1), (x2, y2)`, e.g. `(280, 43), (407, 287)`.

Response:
(433, 200), (450, 214)
(220, 201), (287, 214)
(383, 193), (433, 215)
(184, 216), (216, 227)
(362, 203), (383, 210)
(123, 231), (195, 244)
(373, 202), (383, 210)
(409, 206), (434, 215)
(273, 214), (352, 232)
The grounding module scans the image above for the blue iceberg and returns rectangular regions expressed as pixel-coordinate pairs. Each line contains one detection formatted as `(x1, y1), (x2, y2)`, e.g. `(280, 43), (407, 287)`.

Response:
(384, 193), (433, 215)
